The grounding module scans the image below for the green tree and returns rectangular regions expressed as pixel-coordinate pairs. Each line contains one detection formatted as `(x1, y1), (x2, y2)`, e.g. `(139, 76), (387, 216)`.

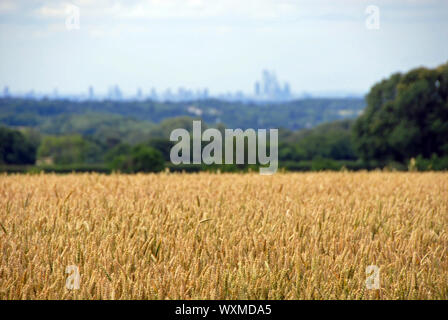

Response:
(146, 138), (174, 162)
(0, 126), (37, 164)
(105, 143), (132, 165)
(353, 62), (448, 162)
(279, 120), (357, 161)
(37, 135), (89, 165)
(109, 144), (165, 173)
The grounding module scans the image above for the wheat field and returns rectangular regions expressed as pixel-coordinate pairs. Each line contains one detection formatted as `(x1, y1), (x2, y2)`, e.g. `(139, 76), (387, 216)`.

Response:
(0, 172), (447, 299)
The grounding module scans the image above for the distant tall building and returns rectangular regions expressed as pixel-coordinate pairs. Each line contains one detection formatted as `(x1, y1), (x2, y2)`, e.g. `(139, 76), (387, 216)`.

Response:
(177, 87), (186, 101)
(136, 88), (143, 100)
(255, 70), (292, 100)
(3, 86), (10, 98)
(164, 88), (173, 101)
(150, 88), (158, 101)
(283, 83), (291, 97)
(262, 70), (277, 96)
(108, 85), (122, 100)
(88, 86), (94, 100)
(254, 82), (261, 96)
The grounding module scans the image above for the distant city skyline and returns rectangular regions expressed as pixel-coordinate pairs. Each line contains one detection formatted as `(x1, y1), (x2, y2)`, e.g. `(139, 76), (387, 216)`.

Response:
(1, 69), (365, 102)
(1, 1), (447, 95)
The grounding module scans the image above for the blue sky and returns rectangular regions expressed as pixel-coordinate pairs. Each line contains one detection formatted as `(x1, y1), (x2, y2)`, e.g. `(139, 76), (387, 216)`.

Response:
(0, 0), (447, 96)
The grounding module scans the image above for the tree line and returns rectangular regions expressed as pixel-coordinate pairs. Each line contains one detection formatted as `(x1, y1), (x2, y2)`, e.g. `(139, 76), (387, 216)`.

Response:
(1, 62), (447, 172)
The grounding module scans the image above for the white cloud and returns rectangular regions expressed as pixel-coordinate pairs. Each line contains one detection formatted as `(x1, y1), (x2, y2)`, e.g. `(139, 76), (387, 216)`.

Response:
(0, 0), (17, 13)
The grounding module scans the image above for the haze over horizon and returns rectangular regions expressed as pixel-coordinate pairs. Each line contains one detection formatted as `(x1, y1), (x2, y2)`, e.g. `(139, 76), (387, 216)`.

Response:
(0, 0), (447, 96)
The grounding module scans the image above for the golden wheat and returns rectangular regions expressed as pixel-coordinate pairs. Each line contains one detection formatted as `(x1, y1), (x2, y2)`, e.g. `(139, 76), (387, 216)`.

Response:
(0, 172), (447, 299)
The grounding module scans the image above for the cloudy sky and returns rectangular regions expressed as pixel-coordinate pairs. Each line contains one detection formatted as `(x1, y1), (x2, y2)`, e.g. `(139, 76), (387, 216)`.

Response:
(0, 0), (447, 96)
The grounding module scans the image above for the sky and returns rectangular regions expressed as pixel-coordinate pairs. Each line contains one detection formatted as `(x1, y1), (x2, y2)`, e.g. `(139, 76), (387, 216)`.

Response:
(0, 0), (447, 96)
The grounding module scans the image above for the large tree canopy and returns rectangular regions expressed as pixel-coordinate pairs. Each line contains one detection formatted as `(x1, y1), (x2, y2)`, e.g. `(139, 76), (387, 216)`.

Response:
(0, 126), (37, 165)
(353, 62), (448, 162)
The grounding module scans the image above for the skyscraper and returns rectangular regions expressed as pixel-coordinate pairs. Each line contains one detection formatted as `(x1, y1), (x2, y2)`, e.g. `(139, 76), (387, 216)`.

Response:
(108, 85), (122, 100)
(150, 88), (158, 101)
(88, 86), (94, 100)
(255, 70), (292, 100)
(136, 88), (143, 100)
(3, 86), (10, 98)
(254, 82), (261, 96)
